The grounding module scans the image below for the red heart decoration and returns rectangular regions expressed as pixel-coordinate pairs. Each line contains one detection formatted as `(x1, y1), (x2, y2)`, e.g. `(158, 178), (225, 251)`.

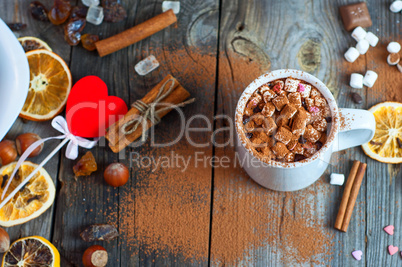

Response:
(66, 76), (128, 138)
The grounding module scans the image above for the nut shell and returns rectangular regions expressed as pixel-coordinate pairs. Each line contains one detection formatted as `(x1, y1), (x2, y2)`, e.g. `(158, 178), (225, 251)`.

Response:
(103, 163), (129, 187)
(0, 227), (10, 253)
(15, 133), (43, 158)
(83, 245), (108, 267)
(0, 140), (17, 166)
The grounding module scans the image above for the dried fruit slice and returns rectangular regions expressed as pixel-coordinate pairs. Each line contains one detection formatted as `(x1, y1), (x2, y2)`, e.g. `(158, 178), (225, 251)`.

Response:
(362, 101), (402, 164)
(20, 49), (72, 121)
(0, 162), (56, 227)
(1, 236), (60, 267)
(18, 36), (52, 52)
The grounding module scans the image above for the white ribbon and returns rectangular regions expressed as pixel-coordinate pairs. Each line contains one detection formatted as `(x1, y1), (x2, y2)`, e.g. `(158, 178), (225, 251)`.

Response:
(1, 116), (98, 200)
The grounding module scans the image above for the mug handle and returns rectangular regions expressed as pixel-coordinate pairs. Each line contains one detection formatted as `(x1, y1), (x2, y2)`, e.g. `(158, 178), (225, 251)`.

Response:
(332, 108), (376, 152)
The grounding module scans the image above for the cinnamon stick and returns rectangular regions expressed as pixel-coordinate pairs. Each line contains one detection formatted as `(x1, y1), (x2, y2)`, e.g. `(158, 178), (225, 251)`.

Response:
(95, 10), (177, 57)
(340, 162), (367, 232)
(106, 75), (190, 153)
(334, 160), (361, 230)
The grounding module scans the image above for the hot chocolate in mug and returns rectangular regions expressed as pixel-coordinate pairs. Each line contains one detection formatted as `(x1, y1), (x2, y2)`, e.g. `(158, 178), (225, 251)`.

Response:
(235, 69), (376, 191)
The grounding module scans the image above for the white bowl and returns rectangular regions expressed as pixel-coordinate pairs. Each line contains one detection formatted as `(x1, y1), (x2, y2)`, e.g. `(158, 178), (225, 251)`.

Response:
(0, 19), (29, 140)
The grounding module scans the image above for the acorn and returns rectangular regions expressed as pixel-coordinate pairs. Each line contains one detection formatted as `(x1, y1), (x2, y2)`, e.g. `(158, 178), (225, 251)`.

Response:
(0, 140), (17, 166)
(15, 133), (43, 158)
(82, 245), (108, 267)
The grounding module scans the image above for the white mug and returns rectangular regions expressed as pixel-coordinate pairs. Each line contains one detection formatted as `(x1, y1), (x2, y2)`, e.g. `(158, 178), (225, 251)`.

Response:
(235, 69), (376, 191)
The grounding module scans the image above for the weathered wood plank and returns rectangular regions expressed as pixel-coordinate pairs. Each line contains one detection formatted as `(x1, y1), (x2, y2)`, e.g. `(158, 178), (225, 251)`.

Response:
(0, 0), (70, 248)
(51, 0), (134, 265)
(365, 0), (402, 266)
(51, 0), (219, 266)
(120, 0), (219, 266)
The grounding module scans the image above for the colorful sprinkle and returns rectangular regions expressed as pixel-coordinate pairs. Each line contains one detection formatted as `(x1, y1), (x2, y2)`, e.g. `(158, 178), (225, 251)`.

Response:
(273, 84), (281, 93)
(309, 106), (320, 113)
(384, 225), (394, 235)
(388, 245), (398, 255)
(351, 250), (362, 260)
(298, 83), (305, 92)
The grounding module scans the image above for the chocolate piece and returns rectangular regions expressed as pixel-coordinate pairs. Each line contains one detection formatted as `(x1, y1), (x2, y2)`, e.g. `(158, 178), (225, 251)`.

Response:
(294, 154), (307, 162)
(339, 2), (372, 31)
(351, 92), (363, 104)
(243, 115), (250, 124)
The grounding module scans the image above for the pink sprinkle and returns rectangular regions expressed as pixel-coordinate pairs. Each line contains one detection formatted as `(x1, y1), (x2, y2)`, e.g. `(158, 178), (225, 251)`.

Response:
(309, 106), (319, 113)
(298, 83), (305, 92)
(273, 84), (281, 93)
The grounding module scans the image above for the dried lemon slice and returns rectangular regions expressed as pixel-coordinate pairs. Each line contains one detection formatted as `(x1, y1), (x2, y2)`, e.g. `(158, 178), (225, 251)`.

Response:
(0, 162), (56, 227)
(20, 49), (72, 121)
(362, 101), (402, 164)
(2, 236), (60, 267)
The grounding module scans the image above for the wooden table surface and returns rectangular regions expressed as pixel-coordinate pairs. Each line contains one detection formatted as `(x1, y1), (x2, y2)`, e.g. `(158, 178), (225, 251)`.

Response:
(1, 0), (402, 266)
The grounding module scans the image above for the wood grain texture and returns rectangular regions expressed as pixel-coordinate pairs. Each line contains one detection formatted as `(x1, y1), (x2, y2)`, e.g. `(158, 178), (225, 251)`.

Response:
(0, 0), (70, 251)
(0, 0), (400, 266)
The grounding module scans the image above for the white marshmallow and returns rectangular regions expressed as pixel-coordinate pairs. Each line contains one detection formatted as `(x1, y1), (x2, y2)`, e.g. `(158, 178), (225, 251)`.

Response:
(344, 47), (360, 63)
(365, 32), (379, 47)
(350, 73), (364, 89)
(363, 70), (378, 88)
(356, 39), (370, 54)
(330, 173), (345, 186)
(351, 26), (367, 42)
(390, 0), (402, 12)
(387, 42), (401, 53)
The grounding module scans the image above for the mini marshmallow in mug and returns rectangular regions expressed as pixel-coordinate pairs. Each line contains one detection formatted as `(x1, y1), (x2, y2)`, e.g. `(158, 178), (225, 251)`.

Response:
(344, 47), (360, 63)
(350, 73), (364, 89)
(390, 0), (402, 12)
(363, 70), (378, 88)
(387, 42), (401, 53)
(330, 173), (345, 185)
(365, 32), (379, 47)
(351, 26), (367, 42)
(356, 39), (370, 54)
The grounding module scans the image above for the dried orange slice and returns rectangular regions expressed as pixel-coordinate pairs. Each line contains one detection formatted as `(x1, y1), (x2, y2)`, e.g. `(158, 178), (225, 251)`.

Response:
(18, 36), (52, 52)
(20, 49), (72, 121)
(362, 102), (402, 164)
(2, 236), (60, 267)
(0, 162), (56, 227)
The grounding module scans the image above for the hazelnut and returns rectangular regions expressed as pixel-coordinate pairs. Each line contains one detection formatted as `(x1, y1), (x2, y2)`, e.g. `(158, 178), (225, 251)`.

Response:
(0, 140), (17, 166)
(104, 163), (129, 187)
(15, 133), (43, 158)
(0, 227), (10, 253)
(83, 245), (108, 267)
